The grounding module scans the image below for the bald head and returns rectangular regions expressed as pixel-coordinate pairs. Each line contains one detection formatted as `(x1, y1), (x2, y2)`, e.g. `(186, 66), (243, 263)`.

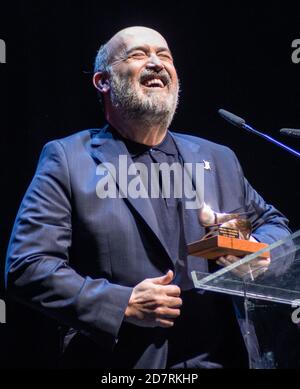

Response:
(94, 26), (170, 73)
(112, 26), (166, 39)
(107, 26), (169, 58)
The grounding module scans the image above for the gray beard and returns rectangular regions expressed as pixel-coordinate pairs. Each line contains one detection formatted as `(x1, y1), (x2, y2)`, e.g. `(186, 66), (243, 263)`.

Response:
(109, 70), (179, 128)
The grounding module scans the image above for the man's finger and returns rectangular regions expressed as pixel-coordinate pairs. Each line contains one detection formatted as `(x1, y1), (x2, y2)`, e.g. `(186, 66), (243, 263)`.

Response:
(161, 284), (181, 297)
(249, 259), (271, 267)
(165, 296), (182, 308)
(155, 307), (181, 319)
(142, 296), (182, 310)
(224, 255), (240, 262)
(217, 257), (231, 266)
(155, 319), (175, 328)
(151, 270), (174, 285)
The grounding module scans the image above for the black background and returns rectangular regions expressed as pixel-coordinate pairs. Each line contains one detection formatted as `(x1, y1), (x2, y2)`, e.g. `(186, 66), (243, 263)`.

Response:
(0, 0), (299, 368)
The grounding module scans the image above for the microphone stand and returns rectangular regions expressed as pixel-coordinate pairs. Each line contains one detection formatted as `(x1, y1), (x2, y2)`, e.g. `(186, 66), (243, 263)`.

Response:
(218, 109), (300, 159)
(241, 123), (300, 159)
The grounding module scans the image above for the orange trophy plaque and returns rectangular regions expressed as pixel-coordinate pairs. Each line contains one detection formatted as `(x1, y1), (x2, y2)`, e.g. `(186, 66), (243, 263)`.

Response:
(187, 204), (270, 260)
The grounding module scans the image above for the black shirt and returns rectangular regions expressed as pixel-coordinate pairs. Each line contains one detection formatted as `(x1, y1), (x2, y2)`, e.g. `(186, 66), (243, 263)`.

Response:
(115, 130), (185, 265)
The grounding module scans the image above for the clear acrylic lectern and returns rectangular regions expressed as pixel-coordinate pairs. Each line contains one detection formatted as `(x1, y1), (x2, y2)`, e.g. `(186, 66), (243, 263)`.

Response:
(192, 230), (300, 369)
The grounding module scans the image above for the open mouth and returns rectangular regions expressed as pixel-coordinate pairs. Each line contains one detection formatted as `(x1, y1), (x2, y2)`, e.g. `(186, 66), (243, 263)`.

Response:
(140, 75), (168, 89)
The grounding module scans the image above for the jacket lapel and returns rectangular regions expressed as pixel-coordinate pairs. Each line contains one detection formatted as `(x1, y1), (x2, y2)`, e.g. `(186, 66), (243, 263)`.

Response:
(171, 133), (208, 244)
(89, 128), (175, 266)
(171, 133), (211, 280)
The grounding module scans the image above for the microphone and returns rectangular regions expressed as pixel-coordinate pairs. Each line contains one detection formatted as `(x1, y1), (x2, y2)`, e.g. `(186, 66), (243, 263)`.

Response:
(218, 109), (245, 128)
(218, 109), (300, 159)
(280, 128), (300, 138)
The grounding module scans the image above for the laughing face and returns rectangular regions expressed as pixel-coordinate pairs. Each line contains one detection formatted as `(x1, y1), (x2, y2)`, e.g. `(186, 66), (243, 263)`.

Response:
(106, 27), (180, 127)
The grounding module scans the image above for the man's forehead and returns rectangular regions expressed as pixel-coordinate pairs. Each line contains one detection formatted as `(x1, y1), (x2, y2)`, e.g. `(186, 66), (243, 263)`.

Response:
(108, 27), (170, 56)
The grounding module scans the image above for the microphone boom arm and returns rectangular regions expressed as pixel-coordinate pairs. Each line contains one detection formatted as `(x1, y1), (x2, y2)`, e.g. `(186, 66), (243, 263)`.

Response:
(242, 123), (300, 158)
(218, 109), (300, 159)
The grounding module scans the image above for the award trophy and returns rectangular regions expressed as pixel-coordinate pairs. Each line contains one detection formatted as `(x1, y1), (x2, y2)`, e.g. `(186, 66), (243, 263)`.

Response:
(187, 203), (270, 260)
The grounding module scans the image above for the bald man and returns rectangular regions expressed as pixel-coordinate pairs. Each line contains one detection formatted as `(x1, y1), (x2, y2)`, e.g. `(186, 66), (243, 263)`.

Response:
(5, 26), (290, 368)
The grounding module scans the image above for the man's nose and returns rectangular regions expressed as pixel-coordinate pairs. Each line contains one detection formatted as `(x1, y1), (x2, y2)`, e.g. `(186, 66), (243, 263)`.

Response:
(146, 54), (164, 71)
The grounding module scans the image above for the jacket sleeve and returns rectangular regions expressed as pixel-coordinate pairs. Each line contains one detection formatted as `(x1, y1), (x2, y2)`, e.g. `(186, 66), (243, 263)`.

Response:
(230, 148), (293, 275)
(5, 140), (133, 348)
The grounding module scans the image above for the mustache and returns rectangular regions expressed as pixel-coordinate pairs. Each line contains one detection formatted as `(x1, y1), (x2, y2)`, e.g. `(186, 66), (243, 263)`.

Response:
(139, 69), (171, 86)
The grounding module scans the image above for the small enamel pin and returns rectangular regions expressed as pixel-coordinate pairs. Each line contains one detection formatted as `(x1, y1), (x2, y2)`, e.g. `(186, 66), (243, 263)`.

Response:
(203, 160), (211, 171)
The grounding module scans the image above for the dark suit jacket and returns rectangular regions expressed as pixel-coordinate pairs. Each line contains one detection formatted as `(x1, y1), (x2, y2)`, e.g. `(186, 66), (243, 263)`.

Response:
(5, 126), (291, 368)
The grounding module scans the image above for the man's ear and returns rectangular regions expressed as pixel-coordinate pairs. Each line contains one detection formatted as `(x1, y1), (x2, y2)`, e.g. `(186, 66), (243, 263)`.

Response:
(93, 72), (110, 93)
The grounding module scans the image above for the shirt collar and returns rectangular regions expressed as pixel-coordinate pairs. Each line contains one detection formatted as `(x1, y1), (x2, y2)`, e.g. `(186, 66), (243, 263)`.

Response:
(151, 132), (177, 156)
(106, 125), (178, 158)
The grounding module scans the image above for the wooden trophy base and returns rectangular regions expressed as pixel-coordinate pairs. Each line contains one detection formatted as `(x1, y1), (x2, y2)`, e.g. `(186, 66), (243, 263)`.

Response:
(187, 235), (270, 260)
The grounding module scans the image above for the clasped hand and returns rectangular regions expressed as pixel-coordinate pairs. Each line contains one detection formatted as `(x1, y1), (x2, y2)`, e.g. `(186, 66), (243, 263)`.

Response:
(125, 270), (182, 328)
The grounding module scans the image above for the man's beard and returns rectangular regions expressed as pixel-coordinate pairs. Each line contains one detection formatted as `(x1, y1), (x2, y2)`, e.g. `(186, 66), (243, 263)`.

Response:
(109, 69), (179, 128)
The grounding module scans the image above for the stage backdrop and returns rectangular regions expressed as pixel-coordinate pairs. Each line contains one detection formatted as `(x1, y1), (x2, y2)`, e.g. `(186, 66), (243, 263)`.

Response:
(0, 0), (299, 367)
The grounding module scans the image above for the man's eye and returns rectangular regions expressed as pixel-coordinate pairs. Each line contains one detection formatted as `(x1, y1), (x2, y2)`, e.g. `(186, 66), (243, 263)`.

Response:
(158, 53), (173, 61)
(129, 52), (146, 58)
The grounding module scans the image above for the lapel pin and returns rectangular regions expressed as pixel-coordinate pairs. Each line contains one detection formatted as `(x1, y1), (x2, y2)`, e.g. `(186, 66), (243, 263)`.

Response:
(203, 160), (211, 171)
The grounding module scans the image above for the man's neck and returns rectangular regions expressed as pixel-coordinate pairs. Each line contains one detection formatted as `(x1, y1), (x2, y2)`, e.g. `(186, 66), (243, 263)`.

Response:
(107, 117), (168, 146)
